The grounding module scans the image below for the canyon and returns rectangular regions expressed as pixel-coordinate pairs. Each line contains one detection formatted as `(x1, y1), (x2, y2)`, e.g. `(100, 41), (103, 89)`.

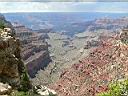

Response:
(0, 14), (57, 96)
(7, 14), (128, 88)
(0, 12), (128, 96)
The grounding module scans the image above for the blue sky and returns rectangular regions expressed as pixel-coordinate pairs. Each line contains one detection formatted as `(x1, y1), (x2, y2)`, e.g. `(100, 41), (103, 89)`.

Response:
(0, 2), (128, 13)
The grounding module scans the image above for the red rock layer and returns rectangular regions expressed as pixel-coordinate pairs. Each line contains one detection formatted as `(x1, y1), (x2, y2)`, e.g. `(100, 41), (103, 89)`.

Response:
(50, 33), (128, 96)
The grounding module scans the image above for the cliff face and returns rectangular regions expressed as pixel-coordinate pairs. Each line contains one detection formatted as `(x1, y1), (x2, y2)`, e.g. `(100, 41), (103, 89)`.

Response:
(13, 23), (51, 78)
(71, 17), (128, 34)
(0, 14), (30, 91)
(50, 29), (128, 96)
(23, 42), (51, 78)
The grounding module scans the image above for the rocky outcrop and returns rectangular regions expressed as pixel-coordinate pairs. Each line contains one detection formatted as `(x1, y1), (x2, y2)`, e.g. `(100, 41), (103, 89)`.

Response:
(0, 29), (21, 87)
(34, 85), (57, 96)
(84, 40), (101, 49)
(50, 29), (128, 96)
(0, 14), (31, 91)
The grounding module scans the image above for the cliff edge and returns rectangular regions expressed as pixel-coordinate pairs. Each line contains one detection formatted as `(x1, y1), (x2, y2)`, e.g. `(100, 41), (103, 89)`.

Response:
(0, 14), (31, 95)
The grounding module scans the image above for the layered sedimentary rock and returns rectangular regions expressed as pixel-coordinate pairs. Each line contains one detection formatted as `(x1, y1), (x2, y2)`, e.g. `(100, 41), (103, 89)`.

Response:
(86, 17), (128, 32)
(13, 22), (51, 78)
(0, 15), (30, 91)
(50, 29), (128, 96)
(23, 43), (51, 78)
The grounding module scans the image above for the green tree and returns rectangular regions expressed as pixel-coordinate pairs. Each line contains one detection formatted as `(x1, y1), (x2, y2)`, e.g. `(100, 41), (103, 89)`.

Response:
(0, 20), (5, 29)
(97, 80), (128, 96)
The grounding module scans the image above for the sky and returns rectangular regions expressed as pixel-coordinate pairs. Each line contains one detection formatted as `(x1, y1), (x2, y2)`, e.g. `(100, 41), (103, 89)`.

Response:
(0, 2), (128, 13)
(0, 0), (127, 1)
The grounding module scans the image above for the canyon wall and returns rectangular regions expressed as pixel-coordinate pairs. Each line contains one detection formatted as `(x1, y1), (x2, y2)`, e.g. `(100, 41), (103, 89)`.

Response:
(13, 23), (51, 78)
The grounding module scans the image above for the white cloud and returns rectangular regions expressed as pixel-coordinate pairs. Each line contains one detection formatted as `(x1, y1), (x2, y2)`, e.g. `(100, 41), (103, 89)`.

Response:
(0, 2), (53, 13)
(0, 2), (80, 13)
(0, 0), (32, 1)
(92, 2), (128, 13)
(0, 2), (128, 13)
(0, 0), (97, 1)
(0, 0), (127, 1)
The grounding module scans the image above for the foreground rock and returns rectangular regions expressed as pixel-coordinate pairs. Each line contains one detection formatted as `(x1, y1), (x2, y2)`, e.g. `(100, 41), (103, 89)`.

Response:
(0, 14), (31, 91)
(0, 82), (12, 95)
(35, 85), (57, 96)
(0, 28), (21, 87)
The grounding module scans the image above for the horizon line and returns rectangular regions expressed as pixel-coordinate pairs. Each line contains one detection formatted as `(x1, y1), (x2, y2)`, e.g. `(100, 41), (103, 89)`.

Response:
(1, 11), (128, 14)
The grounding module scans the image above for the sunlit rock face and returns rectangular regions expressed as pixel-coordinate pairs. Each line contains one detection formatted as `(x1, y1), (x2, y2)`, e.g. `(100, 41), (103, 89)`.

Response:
(0, 14), (30, 90)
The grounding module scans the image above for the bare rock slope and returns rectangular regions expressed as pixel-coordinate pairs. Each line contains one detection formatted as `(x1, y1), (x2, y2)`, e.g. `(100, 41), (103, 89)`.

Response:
(50, 29), (128, 96)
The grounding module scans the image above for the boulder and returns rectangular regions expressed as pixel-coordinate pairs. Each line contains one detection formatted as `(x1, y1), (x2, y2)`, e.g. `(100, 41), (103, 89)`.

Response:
(0, 82), (12, 95)
(35, 85), (57, 96)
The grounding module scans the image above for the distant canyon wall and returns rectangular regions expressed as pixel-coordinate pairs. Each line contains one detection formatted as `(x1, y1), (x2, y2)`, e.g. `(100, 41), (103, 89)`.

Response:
(13, 22), (51, 78)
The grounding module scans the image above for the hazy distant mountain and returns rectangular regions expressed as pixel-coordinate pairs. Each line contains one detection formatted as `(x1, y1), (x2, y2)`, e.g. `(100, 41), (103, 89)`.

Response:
(4, 12), (128, 36)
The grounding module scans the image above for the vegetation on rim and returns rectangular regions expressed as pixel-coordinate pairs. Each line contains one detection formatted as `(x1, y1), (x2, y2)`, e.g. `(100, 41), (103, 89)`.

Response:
(0, 20), (6, 29)
(97, 80), (128, 96)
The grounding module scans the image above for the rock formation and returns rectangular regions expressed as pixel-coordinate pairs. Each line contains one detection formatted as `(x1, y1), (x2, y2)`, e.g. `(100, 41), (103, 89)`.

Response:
(86, 17), (128, 32)
(0, 82), (12, 95)
(34, 85), (57, 96)
(0, 14), (31, 94)
(23, 43), (51, 78)
(13, 22), (51, 78)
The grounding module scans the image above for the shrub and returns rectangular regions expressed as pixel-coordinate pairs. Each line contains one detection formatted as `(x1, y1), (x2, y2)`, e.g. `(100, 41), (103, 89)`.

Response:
(97, 80), (128, 96)
(10, 91), (30, 96)
(0, 20), (6, 29)
(10, 90), (38, 96)
(19, 71), (31, 92)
